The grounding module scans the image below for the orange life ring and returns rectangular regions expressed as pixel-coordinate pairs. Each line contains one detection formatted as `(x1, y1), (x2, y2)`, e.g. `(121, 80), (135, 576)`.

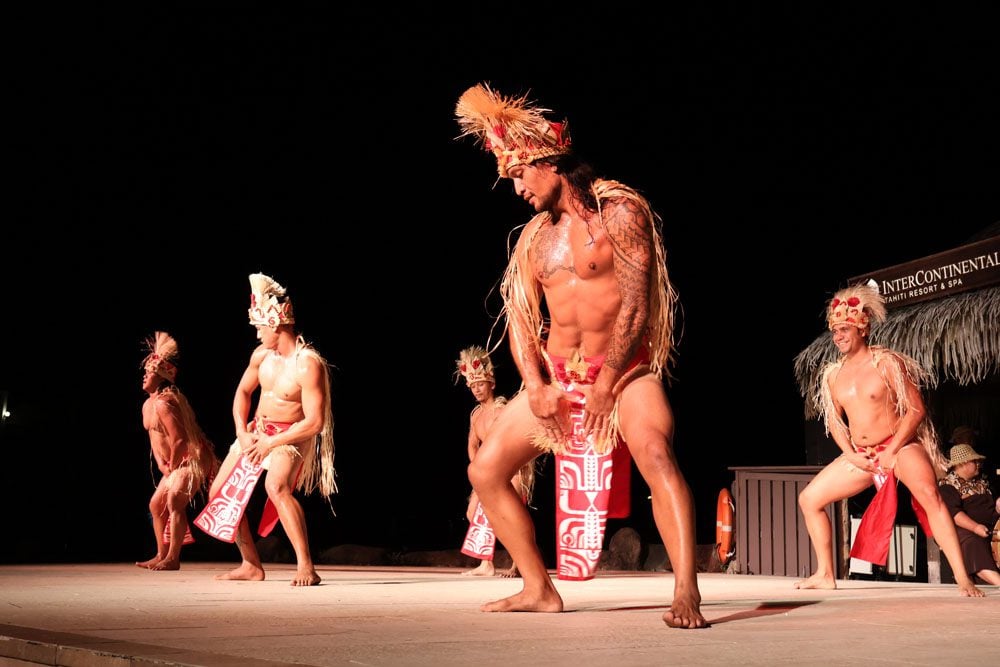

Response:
(716, 487), (735, 566)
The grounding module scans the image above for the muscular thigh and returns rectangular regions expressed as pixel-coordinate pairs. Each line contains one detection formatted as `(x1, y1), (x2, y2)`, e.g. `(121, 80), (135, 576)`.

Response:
(802, 458), (873, 507)
(474, 391), (541, 480)
(617, 374), (674, 456)
(892, 445), (936, 494)
(264, 443), (306, 491)
(150, 476), (170, 505)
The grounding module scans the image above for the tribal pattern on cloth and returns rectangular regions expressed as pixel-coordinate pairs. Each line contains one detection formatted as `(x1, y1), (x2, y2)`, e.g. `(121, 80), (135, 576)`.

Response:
(194, 451), (265, 543)
(193, 420), (293, 543)
(547, 351), (633, 581)
(557, 403), (615, 581)
(461, 502), (496, 560)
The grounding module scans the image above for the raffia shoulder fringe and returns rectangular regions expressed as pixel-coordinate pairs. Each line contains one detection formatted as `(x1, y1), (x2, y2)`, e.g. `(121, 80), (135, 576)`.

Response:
(499, 180), (675, 458)
(470, 395), (508, 422)
(816, 346), (946, 475)
(292, 336), (337, 498)
(498, 179), (677, 378)
(154, 387), (220, 502)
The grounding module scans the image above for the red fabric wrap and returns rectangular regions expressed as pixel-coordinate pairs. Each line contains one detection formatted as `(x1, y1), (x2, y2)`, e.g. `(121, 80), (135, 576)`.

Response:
(254, 420), (302, 538)
(849, 439), (933, 565)
(162, 522), (195, 546)
(549, 349), (643, 581)
(193, 419), (294, 543)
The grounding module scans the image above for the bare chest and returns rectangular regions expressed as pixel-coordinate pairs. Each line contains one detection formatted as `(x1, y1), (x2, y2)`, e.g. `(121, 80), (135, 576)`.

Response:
(472, 405), (500, 441)
(531, 217), (613, 286)
(832, 364), (888, 406)
(259, 355), (302, 401)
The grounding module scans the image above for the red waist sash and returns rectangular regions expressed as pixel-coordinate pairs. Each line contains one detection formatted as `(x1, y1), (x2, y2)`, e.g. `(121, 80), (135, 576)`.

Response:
(547, 349), (643, 581)
(194, 419), (294, 542)
(849, 437), (933, 565)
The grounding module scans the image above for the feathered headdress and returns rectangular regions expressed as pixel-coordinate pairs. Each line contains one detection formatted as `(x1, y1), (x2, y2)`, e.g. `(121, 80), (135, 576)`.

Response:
(143, 331), (179, 382)
(455, 83), (571, 178)
(455, 345), (495, 386)
(827, 281), (886, 333)
(248, 272), (295, 327)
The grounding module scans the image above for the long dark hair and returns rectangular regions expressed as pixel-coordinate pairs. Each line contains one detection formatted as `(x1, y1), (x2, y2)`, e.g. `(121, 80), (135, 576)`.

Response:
(540, 153), (599, 213)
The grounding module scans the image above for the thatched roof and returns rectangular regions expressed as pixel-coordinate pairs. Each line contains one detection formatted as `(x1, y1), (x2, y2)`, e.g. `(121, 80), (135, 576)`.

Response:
(793, 286), (1000, 418)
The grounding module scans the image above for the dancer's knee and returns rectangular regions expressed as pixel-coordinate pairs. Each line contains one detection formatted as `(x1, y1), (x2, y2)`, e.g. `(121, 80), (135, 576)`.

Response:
(468, 460), (489, 490)
(264, 476), (293, 499)
(798, 487), (821, 512)
(908, 480), (942, 509)
(631, 438), (679, 477)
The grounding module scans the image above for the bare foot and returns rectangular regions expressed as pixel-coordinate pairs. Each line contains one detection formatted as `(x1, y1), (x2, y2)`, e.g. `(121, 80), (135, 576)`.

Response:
(215, 562), (265, 581)
(663, 592), (708, 629)
(481, 589), (563, 613)
(135, 556), (163, 568)
(498, 566), (520, 578)
(291, 568), (321, 586)
(958, 581), (986, 598)
(462, 560), (495, 577)
(794, 573), (837, 590)
(149, 557), (180, 571)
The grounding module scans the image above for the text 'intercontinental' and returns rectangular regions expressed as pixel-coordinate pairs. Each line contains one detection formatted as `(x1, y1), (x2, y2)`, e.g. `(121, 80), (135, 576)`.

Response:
(879, 251), (999, 304)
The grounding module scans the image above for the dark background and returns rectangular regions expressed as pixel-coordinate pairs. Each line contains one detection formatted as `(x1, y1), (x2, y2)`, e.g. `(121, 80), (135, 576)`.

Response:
(2, 4), (998, 565)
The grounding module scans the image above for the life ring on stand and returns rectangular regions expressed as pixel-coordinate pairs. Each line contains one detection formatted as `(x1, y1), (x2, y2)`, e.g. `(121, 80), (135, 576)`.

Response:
(716, 487), (736, 567)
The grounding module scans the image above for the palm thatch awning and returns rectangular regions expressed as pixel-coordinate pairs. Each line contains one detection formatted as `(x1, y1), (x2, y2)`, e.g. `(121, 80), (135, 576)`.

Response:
(793, 285), (1000, 418)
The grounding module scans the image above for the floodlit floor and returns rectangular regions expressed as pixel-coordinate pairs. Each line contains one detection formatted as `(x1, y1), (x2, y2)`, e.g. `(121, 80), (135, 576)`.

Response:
(0, 563), (997, 666)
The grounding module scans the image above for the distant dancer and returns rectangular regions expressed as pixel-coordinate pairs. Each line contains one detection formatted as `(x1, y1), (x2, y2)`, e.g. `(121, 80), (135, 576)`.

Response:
(137, 331), (219, 571)
(198, 273), (336, 586)
(456, 345), (534, 577)
(796, 284), (984, 597)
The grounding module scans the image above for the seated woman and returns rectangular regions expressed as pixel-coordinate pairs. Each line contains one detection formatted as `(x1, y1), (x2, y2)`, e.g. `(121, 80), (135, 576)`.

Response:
(938, 431), (1000, 586)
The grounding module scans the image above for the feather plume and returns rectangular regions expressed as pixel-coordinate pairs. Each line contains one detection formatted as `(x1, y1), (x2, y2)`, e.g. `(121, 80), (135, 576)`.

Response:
(149, 331), (178, 362)
(456, 84), (554, 146)
(249, 272), (286, 297)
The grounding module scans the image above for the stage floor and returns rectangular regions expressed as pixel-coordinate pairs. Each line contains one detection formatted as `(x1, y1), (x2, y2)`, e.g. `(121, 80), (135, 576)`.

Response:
(0, 563), (997, 666)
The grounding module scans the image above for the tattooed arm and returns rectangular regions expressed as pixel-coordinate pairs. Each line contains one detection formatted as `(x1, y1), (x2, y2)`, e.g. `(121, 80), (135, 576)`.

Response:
(588, 197), (653, 418)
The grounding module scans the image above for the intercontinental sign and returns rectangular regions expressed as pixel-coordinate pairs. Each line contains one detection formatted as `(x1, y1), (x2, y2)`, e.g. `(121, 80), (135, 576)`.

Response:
(850, 235), (1000, 309)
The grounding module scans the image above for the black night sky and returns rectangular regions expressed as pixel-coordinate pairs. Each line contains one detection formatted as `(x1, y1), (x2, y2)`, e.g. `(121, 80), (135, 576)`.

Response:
(2, 5), (998, 565)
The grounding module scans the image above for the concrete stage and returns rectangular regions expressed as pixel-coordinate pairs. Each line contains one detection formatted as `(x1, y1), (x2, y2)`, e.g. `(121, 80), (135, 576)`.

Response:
(0, 563), (997, 666)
